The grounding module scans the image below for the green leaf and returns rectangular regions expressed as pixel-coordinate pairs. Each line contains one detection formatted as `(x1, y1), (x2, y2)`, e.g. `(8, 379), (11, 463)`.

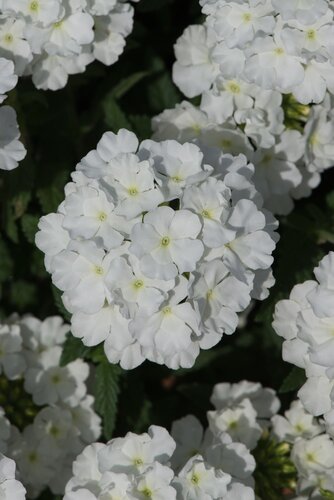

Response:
(60, 334), (90, 366)
(37, 169), (68, 214)
(0, 240), (13, 283)
(94, 363), (122, 440)
(321, 489), (334, 499)
(10, 280), (37, 310)
(111, 72), (150, 99)
(21, 214), (39, 243)
(129, 114), (152, 141)
(148, 72), (181, 112)
(51, 286), (71, 321)
(103, 97), (131, 131)
(279, 367), (306, 394)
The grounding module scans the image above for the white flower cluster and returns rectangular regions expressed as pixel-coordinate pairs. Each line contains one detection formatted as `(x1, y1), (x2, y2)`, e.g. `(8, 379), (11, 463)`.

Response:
(273, 251), (334, 428)
(0, 57), (26, 170)
(175, 0), (334, 104)
(0, 0), (140, 91)
(272, 399), (334, 498)
(64, 380), (281, 500)
(0, 453), (26, 500)
(35, 128), (278, 370)
(0, 315), (101, 498)
(167, 0), (334, 215)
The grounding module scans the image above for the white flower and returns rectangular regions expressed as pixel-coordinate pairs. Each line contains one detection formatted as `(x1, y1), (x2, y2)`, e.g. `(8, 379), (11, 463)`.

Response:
(134, 462), (176, 500)
(172, 24), (220, 98)
(211, 380), (280, 419)
(173, 454), (231, 500)
(130, 278), (201, 369)
(206, 0), (275, 49)
(244, 34), (305, 92)
(0, 58), (17, 102)
(272, 400), (324, 443)
(130, 206), (204, 280)
(3, 0), (62, 27)
(24, 358), (89, 406)
(0, 106), (26, 171)
(0, 323), (26, 379)
(98, 426), (176, 475)
(271, 0), (329, 25)
(207, 398), (262, 450)
(93, 3), (134, 66)
(0, 454), (26, 500)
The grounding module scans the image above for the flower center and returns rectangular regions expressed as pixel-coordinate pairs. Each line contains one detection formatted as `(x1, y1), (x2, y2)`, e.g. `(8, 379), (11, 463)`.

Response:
(201, 209), (213, 219)
(29, 1), (39, 11)
(162, 306), (172, 315)
(4, 33), (13, 44)
(242, 12), (252, 23)
(49, 425), (60, 437)
(133, 279), (144, 289)
(51, 374), (61, 384)
(133, 457), (144, 466)
(221, 139), (232, 149)
(206, 289), (214, 300)
(53, 21), (63, 29)
(191, 473), (200, 485)
(128, 186), (138, 196)
(94, 265), (104, 276)
(141, 488), (152, 498)
(161, 236), (170, 247)
(171, 175), (183, 183)
(98, 211), (107, 222)
(228, 420), (238, 430)
(306, 29), (316, 40)
(274, 47), (284, 56)
(227, 81), (241, 94)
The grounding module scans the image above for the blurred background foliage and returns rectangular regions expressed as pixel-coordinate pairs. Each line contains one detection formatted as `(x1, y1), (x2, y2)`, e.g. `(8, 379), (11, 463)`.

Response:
(1, 3), (334, 498)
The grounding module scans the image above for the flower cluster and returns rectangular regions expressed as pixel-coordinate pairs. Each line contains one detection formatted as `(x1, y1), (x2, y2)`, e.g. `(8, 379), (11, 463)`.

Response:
(273, 251), (334, 427)
(0, 454), (26, 500)
(272, 399), (334, 498)
(0, 0), (140, 91)
(175, 0), (334, 104)
(64, 380), (281, 500)
(0, 57), (26, 170)
(166, 0), (334, 216)
(0, 315), (101, 498)
(64, 380), (334, 499)
(35, 128), (278, 370)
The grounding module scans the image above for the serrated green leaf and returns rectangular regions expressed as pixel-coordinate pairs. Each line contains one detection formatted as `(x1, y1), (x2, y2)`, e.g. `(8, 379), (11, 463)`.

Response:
(21, 214), (39, 243)
(111, 72), (150, 99)
(279, 367), (306, 394)
(94, 363), (122, 440)
(60, 334), (90, 366)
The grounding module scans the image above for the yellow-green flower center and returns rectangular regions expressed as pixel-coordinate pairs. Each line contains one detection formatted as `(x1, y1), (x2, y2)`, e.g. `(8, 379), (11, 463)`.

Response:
(29, 1), (39, 12)
(274, 47), (284, 56)
(133, 279), (144, 289)
(306, 29), (316, 40)
(128, 186), (139, 196)
(4, 33), (13, 43)
(242, 12), (252, 23)
(161, 236), (170, 247)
